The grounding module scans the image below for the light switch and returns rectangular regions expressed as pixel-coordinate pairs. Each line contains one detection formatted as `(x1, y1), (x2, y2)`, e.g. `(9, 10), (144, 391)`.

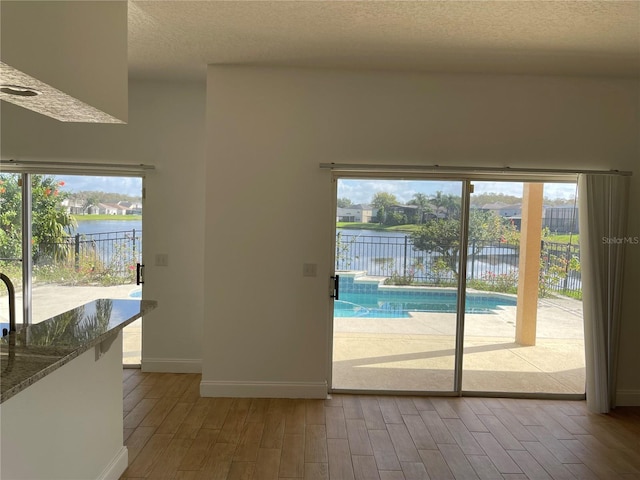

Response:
(303, 263), (317, 277)
(155, 253), (169, 267)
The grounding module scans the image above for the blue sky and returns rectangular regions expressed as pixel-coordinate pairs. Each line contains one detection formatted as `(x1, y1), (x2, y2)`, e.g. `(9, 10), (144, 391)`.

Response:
(54, 175), (577, 203)
(338, 179), (577, 205)
(57, 175), (143, 197)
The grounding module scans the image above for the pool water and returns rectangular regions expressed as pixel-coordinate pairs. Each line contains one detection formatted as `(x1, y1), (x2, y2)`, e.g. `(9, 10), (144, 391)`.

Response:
(335, 291), (516, 318)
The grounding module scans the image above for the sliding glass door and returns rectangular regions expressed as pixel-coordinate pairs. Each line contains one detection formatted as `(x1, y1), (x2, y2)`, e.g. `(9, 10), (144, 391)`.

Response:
(0, 172), (144, 365)
(462, 182), (585, 395)
(330, 174), (585, 398)
(0, 173), (24, 329)
(331, 177), (466, 393)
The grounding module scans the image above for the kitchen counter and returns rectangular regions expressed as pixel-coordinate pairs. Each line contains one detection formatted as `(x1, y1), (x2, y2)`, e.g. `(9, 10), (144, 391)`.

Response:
(1, 297), (156, 480)
(0, 298), (156, 403)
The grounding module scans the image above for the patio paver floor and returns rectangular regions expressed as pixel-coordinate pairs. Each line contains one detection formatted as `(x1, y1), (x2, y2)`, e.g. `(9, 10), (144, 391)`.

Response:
(333, 298), (585, 394)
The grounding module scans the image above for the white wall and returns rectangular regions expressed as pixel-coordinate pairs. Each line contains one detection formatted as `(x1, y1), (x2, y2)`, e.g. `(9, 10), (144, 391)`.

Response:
(2, 68), (638, 403)
(203, 67), (639, 401)
(1, 80), (206, 372)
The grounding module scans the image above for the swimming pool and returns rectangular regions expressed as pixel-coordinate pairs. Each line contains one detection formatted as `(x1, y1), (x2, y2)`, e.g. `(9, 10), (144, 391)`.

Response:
(335, 290), (516, 318)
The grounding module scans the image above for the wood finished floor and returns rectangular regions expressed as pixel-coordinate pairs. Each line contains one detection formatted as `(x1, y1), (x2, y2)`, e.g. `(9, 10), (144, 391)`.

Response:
(120, 370), (640, 479)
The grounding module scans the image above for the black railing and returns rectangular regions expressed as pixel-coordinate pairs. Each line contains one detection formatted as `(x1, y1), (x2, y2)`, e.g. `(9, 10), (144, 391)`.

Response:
(336, 233), (581, 296)
(35, 229), (142, 280)
(541, 241), (582, 294)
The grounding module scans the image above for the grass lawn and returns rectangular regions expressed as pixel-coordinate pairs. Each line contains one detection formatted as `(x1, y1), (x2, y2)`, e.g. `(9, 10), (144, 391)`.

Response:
(72, 214), (142, 221)
(544, 233), (579, 244)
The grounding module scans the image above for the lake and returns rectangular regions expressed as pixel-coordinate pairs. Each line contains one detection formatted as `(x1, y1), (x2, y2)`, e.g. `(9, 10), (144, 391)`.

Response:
(66, 220), (143, 275)
(337, 228), (407, 239)
(336, 227), (520, 281)
(73, 220), (142, 236)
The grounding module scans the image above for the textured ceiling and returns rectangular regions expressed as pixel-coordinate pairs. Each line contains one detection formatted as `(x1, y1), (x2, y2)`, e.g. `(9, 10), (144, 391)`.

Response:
(128, 1), (640, 81)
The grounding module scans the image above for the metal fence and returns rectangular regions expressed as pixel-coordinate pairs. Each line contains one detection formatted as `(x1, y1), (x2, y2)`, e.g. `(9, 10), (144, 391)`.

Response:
(35, 229), (142, 279)
(542, 240), (582, 293)
(34, 229), (580, 294)
(543, 207), (579, 234)
(336, 233), (581, 295)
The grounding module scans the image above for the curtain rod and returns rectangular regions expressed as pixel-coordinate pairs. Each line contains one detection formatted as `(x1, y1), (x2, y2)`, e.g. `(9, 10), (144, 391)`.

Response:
(1, 159), (155, 176)
(319, 163), (632, 177)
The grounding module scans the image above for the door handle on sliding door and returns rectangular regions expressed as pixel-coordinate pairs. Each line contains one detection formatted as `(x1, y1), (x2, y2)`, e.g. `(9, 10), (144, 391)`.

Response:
(136, 263), (145, 285)
(330, 275), (340, 300)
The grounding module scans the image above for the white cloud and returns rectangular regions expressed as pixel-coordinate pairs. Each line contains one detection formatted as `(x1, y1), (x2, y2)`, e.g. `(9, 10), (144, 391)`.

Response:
(56, 175), (142, 197)
(544, 183), (578, 200)
(473, 182), (523, 196)
(338, 179), (577, 204)
(54, 175), (575, 204)
(338, 179), (462, 204)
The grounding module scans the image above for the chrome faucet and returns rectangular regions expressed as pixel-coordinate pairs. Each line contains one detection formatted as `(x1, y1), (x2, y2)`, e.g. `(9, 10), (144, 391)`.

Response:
(0, 273), (16, 337)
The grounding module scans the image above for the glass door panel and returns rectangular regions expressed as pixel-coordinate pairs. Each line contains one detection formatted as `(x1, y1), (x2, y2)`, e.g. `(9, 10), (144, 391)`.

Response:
(332, 178), (464, 392)
(0, 173), (24, 328)
(461, 181), (585, 395)
(26, 174), (143, 365)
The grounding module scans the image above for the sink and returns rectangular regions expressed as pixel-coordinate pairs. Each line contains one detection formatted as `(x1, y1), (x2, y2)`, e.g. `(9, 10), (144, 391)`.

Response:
(1, 273), (16, 336)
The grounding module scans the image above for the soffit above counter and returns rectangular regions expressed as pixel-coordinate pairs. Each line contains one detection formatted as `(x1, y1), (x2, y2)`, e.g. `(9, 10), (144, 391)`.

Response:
(0, 1), (128, 123)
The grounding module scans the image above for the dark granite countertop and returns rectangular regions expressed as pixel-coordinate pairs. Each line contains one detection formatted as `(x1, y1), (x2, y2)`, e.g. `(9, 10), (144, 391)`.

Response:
(0, 299), (156, 403)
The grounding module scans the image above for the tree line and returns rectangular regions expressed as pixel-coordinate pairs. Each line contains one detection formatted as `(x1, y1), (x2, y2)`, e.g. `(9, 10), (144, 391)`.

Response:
(338, 191), (576, 211)
(0, 174), (76, 263)
(339, 191), (520, 277)
(1, 175), (145, 265)
(340, 191), (469, 226)
(67, 191), (141, 209)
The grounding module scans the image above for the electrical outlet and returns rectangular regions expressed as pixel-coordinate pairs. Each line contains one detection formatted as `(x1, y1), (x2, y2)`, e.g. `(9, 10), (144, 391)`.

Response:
(155, 253), (169, 267)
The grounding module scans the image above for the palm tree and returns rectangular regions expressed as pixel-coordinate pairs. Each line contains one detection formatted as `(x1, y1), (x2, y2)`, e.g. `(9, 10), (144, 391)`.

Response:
(431, 191), (446, 218)
(408, 193), (431, 224)
(442, 194), (460, 219)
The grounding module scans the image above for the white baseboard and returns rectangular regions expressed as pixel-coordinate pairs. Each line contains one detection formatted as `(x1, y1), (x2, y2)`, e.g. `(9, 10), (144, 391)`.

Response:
(616, 389), (640, 406)
(142, 358), (202, 373)
(200, 380), (328, 399)
(97, 446), (128, 480)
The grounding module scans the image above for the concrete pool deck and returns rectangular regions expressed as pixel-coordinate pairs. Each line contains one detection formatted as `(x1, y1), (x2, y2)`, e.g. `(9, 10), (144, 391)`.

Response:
(2, 284), (585, 395)
(333, 296), (585, 394)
